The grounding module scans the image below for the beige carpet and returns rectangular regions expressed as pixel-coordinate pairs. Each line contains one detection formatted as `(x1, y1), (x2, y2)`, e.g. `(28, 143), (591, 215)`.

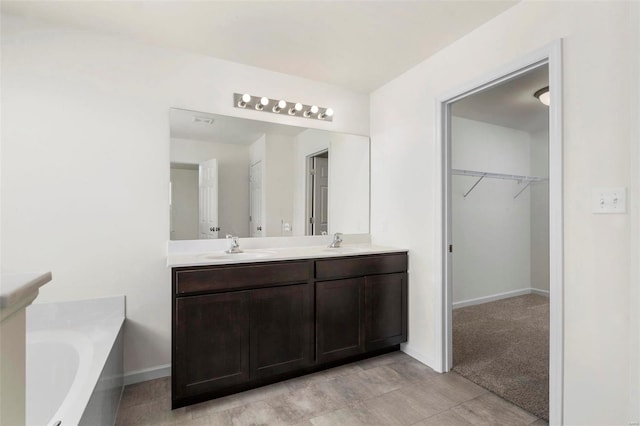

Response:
(453, 293), (549, 420)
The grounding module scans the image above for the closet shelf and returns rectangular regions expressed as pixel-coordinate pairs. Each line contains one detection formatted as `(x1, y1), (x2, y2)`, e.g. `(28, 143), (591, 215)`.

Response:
(451, 168), (548, 199)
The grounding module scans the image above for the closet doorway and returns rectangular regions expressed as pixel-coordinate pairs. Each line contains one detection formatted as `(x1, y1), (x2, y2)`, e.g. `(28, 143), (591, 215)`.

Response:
(449, 64), (550, 420)
(438, 42), (563, 424)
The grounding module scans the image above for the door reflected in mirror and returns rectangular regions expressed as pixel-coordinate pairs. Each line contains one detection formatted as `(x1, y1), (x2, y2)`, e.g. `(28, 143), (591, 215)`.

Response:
(169, 108), (369, 240)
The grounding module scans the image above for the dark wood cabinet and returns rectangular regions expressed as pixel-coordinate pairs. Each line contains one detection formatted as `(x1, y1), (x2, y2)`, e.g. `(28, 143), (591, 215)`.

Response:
(365, 273), (407, 350)
(250, 283), (314, 378)
(316, 278), (365, 363)
(172, 252), (408, 409)
(173, 291), (250, 398)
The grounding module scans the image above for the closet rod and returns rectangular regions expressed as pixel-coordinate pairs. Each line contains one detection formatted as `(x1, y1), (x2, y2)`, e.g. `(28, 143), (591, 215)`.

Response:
(451, 168), (547, 182)
(451, 168), (548, 198)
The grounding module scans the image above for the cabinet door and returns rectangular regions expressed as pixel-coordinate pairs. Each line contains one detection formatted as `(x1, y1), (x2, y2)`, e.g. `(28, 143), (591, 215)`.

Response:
(174, 292), (250, 399)
(250, 283), (314, 378)
(316, 278), (365, 363)
(364, 273), (407, 350)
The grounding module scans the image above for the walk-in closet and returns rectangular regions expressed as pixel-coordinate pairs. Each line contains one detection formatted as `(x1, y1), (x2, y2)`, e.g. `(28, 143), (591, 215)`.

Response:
(449, 65), (550, 420)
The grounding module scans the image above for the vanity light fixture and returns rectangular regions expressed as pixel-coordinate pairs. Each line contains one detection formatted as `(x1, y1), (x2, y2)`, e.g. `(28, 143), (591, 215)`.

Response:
(233, 93), (333, 122)
(534, 86), (550, 106)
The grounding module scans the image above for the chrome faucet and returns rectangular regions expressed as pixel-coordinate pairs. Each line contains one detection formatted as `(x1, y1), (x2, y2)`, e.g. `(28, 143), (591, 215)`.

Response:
(328, 232), (343, 248)
(225, 234), (243, 254)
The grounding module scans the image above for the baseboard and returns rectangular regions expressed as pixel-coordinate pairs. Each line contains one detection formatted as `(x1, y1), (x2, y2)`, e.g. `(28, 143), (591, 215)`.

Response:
(123, 364), (171, 386)
(453, 287), (549, 309)
(531, 288), (550, 297)
(400, 343), (441, 372)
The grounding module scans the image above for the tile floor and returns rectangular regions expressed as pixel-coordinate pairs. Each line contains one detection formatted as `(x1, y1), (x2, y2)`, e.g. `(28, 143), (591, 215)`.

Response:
(115, 352), (548, 426)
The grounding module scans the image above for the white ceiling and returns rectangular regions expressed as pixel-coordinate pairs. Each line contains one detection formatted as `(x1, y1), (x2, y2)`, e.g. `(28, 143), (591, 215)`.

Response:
(170, 108), (306, 145)
(452, 65), (549, 133)
(1, 1), (518, 93)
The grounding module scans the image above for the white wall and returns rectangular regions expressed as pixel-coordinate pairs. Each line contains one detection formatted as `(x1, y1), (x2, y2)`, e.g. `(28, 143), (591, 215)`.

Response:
(328, 132), (370, 235)
(0, 14), (369, 377)
(170, 138), (250, 238)
(169, 167), (198, 240)
(530, 129), (549, 293)
(630, 3), (640, 421)
(291, 129), (370, 237)
(370, 2), (638, 424)
(451, 117), (531, 304)
(264, 133), (295, 237)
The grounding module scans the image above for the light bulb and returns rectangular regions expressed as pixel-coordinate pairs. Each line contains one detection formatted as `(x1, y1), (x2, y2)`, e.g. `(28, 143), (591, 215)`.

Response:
(273, 99), (287, 113)
(260, 97), (269, 106)
(319, 107), (334, 120)
(289, 102), (303, 115)
(310, 105), (319, 114)
(242, 94), (251, 103)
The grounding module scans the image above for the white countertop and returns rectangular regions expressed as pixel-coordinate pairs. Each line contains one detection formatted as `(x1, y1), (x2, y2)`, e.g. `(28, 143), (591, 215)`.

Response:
(1, 272), (52, 319)
(167, 244), (408, 268)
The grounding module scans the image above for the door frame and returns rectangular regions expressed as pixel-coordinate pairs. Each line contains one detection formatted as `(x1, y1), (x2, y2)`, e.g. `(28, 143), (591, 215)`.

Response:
(249, 160), (263, 237)
(305, 149), (329, 235)
(435, 40), (564, 425)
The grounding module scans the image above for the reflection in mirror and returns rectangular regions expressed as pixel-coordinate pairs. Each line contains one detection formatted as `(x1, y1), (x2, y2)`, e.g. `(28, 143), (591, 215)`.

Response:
(169, 108), (369, 240)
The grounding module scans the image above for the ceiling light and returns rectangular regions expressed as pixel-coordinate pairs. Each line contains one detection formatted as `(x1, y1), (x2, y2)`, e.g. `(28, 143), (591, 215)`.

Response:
(534, 86), (550, 106)
(192, 116), (214, 125)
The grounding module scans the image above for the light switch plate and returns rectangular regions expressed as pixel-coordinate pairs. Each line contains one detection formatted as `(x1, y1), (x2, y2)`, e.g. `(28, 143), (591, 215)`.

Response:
(592, 187), (627, 214)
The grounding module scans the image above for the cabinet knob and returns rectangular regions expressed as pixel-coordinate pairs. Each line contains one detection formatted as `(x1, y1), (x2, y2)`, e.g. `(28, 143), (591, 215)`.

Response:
(257, 226), (262, 231)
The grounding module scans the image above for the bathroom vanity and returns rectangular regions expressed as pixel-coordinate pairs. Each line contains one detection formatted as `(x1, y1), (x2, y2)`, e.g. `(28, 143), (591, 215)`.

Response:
(169, 247), (408, 409)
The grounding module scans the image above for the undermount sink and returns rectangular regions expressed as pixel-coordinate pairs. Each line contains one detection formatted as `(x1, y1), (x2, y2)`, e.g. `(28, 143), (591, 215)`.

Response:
(321, 247), (371, 254)
(201, 251), (275, 260)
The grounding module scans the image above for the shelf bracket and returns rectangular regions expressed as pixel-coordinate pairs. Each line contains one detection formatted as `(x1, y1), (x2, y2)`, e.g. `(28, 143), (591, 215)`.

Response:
(463, 175), (485, 198)
(513, 181), (532, 199)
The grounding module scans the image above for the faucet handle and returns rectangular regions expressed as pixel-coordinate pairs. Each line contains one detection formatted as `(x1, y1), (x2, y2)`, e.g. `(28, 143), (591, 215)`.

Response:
(328, 232), (343, 248)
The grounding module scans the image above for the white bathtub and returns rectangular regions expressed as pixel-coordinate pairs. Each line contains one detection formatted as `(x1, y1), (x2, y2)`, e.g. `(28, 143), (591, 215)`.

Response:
(26, 296), (125, 426)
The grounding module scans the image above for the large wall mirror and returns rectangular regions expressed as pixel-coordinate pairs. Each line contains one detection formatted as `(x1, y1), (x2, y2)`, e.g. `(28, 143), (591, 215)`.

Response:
(169, 108), (370, 240)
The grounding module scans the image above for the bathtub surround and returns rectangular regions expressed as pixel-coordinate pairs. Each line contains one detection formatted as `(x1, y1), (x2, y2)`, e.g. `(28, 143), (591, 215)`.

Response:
(26, 295), (125, 426)
(0, 271), (52, 426)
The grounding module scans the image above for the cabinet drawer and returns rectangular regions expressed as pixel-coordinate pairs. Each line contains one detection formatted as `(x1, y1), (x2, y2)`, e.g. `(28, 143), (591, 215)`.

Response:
(315, 253), (407, 280)
(174, 261), (312, 295)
